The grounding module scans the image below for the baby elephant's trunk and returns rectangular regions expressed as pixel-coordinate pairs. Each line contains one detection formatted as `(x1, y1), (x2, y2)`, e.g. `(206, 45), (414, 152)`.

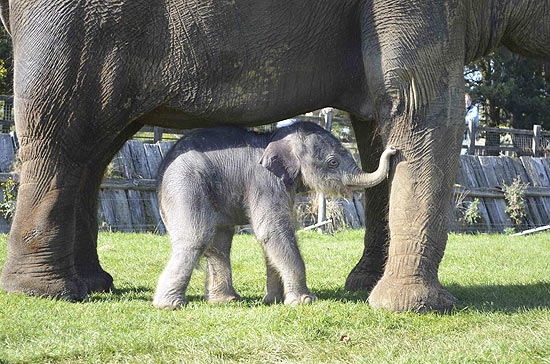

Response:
(342, 146), (397, 188)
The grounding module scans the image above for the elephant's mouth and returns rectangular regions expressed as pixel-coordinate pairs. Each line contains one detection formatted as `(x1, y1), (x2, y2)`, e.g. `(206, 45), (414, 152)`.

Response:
(313, 178), (350, 199)
(344, 185), (354, 199)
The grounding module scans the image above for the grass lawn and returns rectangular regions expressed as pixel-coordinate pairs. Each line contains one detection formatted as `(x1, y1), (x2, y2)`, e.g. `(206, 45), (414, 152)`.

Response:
(1, 230), (550, 363)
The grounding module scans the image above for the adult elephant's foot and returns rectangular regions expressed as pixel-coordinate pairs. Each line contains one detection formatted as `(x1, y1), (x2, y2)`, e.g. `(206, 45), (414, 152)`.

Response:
(262, 291), (284, 305)
(206, 292), (241, 304)
(368, 277), (456, 313)
(345, 271), (383, 292)
(73, 224), (115, 294)
(152, 294), (188, 310)
(344, 242), (386, 292)
(76, 267), (114, 294)
(284, 292), (317, 306)
(0, 263), (88, 302)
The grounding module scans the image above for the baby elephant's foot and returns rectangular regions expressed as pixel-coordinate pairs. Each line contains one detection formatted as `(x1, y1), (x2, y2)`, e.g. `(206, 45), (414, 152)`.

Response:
(262, 292), (284, 305)
(206, 293), (241, 304)
(152, 294), (188, 310)
(284, 292), (318, 306)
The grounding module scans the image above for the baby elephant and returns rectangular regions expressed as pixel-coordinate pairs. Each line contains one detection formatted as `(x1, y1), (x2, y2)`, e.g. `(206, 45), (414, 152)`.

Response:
(153, 122), (396, 310)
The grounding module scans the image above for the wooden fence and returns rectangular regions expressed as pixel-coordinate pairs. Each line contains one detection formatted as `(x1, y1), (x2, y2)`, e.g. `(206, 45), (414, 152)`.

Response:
(0, 133), (365, 233)
(1, 131), (550, 234)
(135, 114), (353, 142)
(452, 155), (550, 233)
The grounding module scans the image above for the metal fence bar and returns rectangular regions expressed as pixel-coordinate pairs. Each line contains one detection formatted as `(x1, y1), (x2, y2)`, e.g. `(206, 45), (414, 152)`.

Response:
(477, 126), (535, 135)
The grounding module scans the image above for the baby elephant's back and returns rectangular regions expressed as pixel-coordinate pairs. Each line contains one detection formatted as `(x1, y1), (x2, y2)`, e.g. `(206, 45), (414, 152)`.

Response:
(159, 127), (266, 179)
(157, 127), (268, 222)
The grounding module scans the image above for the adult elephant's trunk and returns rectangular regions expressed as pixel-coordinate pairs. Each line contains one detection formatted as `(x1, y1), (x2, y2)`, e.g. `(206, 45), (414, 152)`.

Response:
(342, 146), (396, 187)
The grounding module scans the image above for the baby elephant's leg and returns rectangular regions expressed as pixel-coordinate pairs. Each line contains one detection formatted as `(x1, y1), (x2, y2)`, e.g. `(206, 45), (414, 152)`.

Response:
(153, 237), (208, 310)
(262, 256), (284, 304)
(204, 228), (241, 303)
(153, 191), (215, 310)
(253, 219), (317, 305)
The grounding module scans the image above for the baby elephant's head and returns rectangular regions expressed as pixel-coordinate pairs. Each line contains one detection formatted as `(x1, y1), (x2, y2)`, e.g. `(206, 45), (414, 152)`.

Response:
(260, 122), (397, 196)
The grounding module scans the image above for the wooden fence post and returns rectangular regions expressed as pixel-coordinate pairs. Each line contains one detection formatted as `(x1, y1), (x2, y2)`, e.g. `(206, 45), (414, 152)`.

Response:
(324, 109), (333, 131)
(532, 124), (541, 157)
(153, 127), (163, 143)
(468, 119), (476, 155)
(317, 109), (333, 231)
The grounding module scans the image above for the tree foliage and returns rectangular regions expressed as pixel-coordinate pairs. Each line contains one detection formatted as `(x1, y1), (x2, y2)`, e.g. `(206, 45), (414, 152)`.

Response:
(465, 47), (550, 129)
(0, 26), (12, 95)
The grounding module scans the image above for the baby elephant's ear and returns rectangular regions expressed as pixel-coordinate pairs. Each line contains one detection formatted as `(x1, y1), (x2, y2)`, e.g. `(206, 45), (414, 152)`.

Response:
(259, 138), (300, 188)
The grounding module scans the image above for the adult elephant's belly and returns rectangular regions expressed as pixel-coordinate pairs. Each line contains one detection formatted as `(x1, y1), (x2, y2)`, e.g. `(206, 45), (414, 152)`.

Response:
(137, 64), (339, 129)
(135, 1), (362, 129)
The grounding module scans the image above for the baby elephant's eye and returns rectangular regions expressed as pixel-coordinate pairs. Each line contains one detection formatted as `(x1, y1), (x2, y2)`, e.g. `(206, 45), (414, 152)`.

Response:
(327, 157), (340, 169)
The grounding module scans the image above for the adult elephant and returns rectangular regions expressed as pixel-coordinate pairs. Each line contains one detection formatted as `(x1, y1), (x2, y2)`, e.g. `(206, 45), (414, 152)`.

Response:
(0, 1), (548, 312)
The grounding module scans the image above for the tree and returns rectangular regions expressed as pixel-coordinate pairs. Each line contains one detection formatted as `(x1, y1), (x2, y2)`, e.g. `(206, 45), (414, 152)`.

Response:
(465, 47), (550, 130)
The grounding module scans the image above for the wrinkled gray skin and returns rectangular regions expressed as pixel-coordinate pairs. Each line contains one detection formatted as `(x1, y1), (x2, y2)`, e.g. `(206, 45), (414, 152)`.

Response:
(0, 0), (548, 313)
(153, 122), (396, 310)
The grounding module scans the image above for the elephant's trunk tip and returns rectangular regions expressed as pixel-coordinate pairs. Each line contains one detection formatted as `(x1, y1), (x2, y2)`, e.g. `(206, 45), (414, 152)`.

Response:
(386, 145), (398, 156)
(343, 145), (397, 188)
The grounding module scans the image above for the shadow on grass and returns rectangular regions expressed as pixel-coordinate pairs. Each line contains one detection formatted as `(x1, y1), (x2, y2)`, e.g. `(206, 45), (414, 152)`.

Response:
(89, 287), (268, 306)
(170, 291), (370, 306)
(447, 281), (550, 313)
(314, 283), (550, 313)
(185, 294), (265, 305)
(88, 285), (153, 302)
(87, 282), (550, 313)
(92, 287), (375, 306)
(314, 287), (370, 303)
(302, 282), (550, 313)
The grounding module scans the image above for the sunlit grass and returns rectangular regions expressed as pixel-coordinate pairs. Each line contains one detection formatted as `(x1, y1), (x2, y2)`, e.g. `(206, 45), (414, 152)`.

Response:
(1, 231), (550, 363)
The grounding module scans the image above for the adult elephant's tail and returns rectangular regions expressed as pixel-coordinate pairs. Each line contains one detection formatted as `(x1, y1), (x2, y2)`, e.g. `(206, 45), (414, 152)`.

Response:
(0, 0), (10, 35)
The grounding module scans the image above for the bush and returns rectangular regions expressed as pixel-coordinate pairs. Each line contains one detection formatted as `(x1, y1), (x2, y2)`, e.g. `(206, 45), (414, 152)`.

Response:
(503, 176), (528, 229)
(0, 176), (17, 220)
(461, 198), (482, 225)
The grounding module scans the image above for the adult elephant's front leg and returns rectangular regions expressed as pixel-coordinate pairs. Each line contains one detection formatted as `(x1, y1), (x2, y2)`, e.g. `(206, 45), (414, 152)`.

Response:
(73, 123), (143, 293)
(368, 125), (460, 312)
(359, 0), (465, 313)
(345, 117), (389, 292)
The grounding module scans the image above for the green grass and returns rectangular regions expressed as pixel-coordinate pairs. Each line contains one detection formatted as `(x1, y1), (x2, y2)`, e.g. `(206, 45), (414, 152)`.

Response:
(1, 231), (550, 363)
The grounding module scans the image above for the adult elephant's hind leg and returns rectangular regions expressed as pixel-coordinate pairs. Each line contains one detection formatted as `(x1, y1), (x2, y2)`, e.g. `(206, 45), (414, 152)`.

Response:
(0, 91), (145, 300)
(345, 117), (389, 293)
(0, 102), (91, 300)
(73, 122), (144, 293)
(0, 166), (88, 300)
